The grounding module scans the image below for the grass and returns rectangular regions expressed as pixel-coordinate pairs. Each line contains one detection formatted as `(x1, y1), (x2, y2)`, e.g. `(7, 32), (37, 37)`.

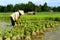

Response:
(0, 12), (60, 21)
(0, 12), (60, 18)
(20, 12), (60, 21)
(0, 12), (60, 40)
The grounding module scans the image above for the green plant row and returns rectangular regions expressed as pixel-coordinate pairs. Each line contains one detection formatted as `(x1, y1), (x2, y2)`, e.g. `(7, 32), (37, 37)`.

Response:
(0, 20), (59, 40)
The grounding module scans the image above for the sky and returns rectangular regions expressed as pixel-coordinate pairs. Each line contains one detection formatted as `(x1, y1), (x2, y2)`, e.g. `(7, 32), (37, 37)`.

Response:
(0, 0), (60, 7)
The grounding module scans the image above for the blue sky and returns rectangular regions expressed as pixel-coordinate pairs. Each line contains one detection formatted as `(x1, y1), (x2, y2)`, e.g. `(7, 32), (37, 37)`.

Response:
(0, 0), (60, 7)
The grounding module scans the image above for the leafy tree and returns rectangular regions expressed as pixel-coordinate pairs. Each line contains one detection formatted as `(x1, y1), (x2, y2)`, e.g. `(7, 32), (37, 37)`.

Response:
(0, 6), (2, 12)
(42, 2), (50, 11)
(0, 6), (5, 12)
(7, 4), (13, 12)
(26, 1), (35, 11)
(4, 6), (7, 12)
(35, 5), (42, 12)
(13, 4), (20, 12)
(52, 7), (57, 12)
(57, 6), (60, 11)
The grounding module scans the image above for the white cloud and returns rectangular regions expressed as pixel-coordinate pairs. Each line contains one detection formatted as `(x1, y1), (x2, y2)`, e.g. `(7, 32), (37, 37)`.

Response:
(0, 0), (60, 6)
(27, 0), (45, 5)
(44, 0), (60, 6)
(45, 0), (60, 2)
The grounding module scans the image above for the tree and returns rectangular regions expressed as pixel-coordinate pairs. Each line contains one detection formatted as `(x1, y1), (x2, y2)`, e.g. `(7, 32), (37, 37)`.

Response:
(4, 6), (7, 12)
(7, 4), (13, 12)
(0, 6), (5, 12)
(39, 5), (42, 12)
(18, 3), (26, 12)
(35, 5), (42, 12)
(52, 7), (57, 12)
(42, 2), (50, 11)
(57, 6), (60, 11)
(0, 6), (2, 12)
(13, 4), (20, 12)
(0, 2), (60, 12)
(26, 1), (35, 11)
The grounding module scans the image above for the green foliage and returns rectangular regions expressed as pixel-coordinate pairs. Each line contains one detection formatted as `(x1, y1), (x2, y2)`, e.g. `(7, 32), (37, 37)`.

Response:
(1, 1), (60, 12)
(42, 2), (50, 11)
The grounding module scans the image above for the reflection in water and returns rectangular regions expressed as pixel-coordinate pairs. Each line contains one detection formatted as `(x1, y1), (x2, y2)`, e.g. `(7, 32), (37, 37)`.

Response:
(0, 22), (60, 40)
(0, 22), (13, 37)
(44, 27), (60, 40)
(0, 22), (13, 29)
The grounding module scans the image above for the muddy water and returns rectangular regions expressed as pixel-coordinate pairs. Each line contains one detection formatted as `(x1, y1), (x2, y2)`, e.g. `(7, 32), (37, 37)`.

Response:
(0, 22), (60, 40)
(0, 22), (13, 29)
(44, 27), (60, 40)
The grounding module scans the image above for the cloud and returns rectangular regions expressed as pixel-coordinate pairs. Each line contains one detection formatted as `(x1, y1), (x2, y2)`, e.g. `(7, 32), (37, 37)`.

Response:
(45, 0), (60, 7)
(26, 0), (45, 5)
(0, 0), (29, 6)
(0, 0), (60, 7)
(45, 0), (60, 2)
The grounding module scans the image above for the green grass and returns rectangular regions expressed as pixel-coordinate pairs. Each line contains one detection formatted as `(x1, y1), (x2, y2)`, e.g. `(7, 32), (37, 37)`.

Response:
(20, 12), (60, 21)
(0, 12), (60, 18)
(0, 12), (60, 40)
(0, 12), (60, 22)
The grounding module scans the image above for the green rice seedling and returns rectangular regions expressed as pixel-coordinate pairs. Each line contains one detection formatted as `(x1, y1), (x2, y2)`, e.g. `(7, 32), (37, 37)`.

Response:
(49, 23), (53, 28)
(30, 27), (36, 36)
(35, 25), (40, 34)
(16, 28), (21, 40)
(39, 25), (45, 33)
(19, 28), (25, 40)
(11, 28), (21, 40)
(9, 28), (19, 40)
(49, 21), (57, 28)
(0, 28), (2, 40)
(4, 29), (12, 40)
(42, 24), (46, 32)
(47, 23), (51, 28)
(25, 31), (31, 40)
(24, 27), (31, 40)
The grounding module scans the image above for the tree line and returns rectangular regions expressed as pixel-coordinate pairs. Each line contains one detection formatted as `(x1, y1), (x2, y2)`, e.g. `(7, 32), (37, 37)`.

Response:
(0, 1), (60, 12)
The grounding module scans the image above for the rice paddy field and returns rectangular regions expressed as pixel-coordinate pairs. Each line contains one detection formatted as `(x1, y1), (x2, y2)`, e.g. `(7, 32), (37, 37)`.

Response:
(0, 12), (60, 40)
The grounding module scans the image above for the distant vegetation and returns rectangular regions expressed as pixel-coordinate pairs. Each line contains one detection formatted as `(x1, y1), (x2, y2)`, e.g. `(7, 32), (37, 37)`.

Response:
(0, 1), (60, 12)
(0, 12), (60, 22)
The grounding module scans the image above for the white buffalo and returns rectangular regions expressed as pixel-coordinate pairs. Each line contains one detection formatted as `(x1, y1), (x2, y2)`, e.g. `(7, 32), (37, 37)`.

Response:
(28, 11), (36, 15)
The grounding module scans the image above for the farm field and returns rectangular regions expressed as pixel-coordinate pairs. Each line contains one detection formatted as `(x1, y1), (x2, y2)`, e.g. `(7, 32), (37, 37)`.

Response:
(0, 12), (60, 22)
(0, 12), (60, 40)
(0, 12), (60, 18)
